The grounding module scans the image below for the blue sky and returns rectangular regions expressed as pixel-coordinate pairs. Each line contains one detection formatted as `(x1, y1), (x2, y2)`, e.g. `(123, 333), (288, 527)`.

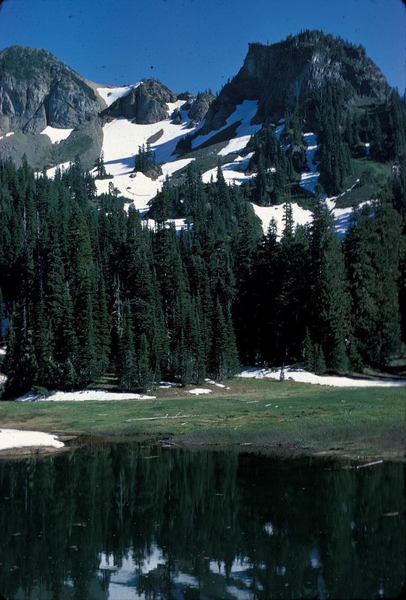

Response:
(0, 0), (404, 93)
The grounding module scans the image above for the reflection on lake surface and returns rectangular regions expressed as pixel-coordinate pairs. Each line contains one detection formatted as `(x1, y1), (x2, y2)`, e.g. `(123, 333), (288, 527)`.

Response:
(0, 445), (404, 599)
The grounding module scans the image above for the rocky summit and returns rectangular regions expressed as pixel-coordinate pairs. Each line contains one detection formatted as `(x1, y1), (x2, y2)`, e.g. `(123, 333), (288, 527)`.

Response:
(199, 30), (389, 134)
(0, 46), (102, 134)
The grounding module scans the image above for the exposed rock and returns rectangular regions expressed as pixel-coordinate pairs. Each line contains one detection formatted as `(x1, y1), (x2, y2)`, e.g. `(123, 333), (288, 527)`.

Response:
(0, 46), (102, 135)
(0, 130), (52, 169)
(0, 118), (103, 171)
(143, 164), (163, 180)
(105, 79), (177, 124)
(188, 92), (215, 123)
(177, 91), (194, 101)
(50, 119), (103, 171)
(200, 31), (390, 135)
(171, 108), (182, 124)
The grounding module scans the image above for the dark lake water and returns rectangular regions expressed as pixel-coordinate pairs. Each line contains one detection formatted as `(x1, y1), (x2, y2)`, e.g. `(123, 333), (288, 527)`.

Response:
(0, 444), (404, 599)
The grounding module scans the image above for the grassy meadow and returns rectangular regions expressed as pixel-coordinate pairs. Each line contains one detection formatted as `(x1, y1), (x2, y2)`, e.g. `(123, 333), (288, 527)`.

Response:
(0, 378), (404, 460)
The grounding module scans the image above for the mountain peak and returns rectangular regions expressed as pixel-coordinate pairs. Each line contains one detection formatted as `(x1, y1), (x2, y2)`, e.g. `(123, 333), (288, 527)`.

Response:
(0, 45), (101, 135)
(200, 31), (389, 133)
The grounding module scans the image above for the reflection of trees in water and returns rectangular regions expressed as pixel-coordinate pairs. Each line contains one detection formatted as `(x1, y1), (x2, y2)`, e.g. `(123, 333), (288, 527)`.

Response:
(0, 447), (404, 599)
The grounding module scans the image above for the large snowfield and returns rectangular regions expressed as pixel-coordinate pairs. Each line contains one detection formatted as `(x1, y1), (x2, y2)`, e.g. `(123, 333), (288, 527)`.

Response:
(94, 100), (196, 210)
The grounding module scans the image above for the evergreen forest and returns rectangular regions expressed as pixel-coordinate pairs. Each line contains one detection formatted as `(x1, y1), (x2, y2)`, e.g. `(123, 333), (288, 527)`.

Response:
(1, 68), (406, 398)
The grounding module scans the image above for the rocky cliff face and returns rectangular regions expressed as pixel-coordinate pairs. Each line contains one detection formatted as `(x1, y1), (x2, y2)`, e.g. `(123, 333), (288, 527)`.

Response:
(187, 92), (215, 126)
(0, 46), (102, 134)
(200, 30), (390, 133)
(104, 79), (177, 124)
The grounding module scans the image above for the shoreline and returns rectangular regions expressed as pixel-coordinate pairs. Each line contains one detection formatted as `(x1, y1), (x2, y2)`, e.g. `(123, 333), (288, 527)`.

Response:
(0, 378), (404, 462)
(0, 427), (404, 464)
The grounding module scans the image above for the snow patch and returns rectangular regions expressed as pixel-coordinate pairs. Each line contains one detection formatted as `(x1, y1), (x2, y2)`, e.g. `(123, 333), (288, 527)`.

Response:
(159, 381), (182, 389)
(251, 202), (313, 237)
(161, 157), (195, 177)
(0, 132), (15, 140)
(188, 388), (212, 395)
(143, 218), (189, 233)
(41, 126), (73, 144)
(202, 153), (255, 186)
(218, 135), (252, 157)
(239, 367), (406, 388)
(45, 161), (71, 179)
(17, 390), (156, 402)
(0, 429), (64, 451)
(332, 201), (372, 240)
(192, 100), (260, 150)
(97, 84), (140, 107)
(299, 132), (319, 195)
(205, 378), (226, 388)
(253, 198), (373, 239)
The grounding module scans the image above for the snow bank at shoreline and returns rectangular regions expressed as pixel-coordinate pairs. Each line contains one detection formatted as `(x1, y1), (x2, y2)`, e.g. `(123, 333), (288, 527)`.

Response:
(17, 390), (156, 402)
(239, 367), (406, 388)
(0, 429), (64, 452)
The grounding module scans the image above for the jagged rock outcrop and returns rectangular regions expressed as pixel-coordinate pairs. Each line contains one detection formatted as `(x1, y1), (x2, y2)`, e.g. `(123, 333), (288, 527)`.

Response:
(200, 30), (390, 134)
(105, 79), (177, 124)
(0, 46), (102, 134)
(188, 92), (215, 125)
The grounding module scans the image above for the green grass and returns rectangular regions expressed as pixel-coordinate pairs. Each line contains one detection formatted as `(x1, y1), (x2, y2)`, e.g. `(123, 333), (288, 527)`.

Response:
(0, 378), (404, 460)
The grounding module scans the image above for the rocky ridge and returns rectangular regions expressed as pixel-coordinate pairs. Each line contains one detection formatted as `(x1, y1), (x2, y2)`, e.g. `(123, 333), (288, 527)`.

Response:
(199, 30), (390, 135)
(0, 32), (393, 173)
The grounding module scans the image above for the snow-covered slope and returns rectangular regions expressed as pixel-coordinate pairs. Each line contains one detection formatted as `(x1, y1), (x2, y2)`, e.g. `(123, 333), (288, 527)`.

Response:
(94, 100), (196, 210)
(202, 153), (255, 185)
(252, 198), (375, 239)
(252, 202), (313, 238)
(192, 100), (261, 150)
(39, 77), (371, 241)
(97, 84), (140, 107)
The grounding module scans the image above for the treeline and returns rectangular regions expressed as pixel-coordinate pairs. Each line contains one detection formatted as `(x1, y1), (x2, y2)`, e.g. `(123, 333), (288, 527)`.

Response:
(0, 158), (405, 398)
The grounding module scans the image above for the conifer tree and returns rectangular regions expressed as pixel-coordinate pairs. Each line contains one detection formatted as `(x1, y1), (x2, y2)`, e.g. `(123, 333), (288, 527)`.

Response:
(309, 202), (350, 371)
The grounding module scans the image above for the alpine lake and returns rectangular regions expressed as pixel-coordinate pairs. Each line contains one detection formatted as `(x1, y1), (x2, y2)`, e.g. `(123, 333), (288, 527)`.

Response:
(0, 443), (404, 599)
